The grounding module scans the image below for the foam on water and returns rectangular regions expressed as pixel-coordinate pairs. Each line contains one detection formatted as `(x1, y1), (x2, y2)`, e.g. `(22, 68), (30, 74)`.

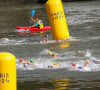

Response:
(0, 35), (100, 46)
(85, 50), (92, 57)
(16, 49), (100, 72)
(1, 37), (99, 72)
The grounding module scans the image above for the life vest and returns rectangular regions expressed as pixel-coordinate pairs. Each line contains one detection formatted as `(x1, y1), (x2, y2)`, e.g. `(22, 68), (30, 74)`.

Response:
(37, 20), (43, 29)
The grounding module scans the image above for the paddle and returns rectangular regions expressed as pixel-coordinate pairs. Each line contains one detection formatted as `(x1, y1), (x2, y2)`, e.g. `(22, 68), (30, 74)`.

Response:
(31, 10), (35, 17)
(29, 10), (35, 28)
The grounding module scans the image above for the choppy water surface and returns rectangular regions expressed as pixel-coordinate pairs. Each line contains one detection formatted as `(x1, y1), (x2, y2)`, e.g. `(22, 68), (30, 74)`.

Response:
(0, 1), (100, 90)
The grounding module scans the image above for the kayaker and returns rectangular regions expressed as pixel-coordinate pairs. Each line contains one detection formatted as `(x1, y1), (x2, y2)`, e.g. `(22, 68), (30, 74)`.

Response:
(31, 17), (43, 29)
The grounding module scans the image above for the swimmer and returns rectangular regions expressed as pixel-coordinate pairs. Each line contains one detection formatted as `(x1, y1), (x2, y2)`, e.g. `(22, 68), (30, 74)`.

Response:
(48, 51), (52, 55)
(23, 59), (35, 65)
(48, 62), (61, 69)
(39, 34), (49, 44)
(19, 58), (35, 65)
(19, 58), (27, 64)
(48, 53), (61, 58)
(91, 58), (100, 62)
(39, 39), (46, 44)
(75, 50), (84, 56)
(84, 60), (90, 67)
(29, 59), (35, 64)
(52, 62), (61, 66)
(43, 34), (49, 41)
(48, 53), (57, 58)
(69, 50), (83, 56)
(19, 58), (29, 64)
(72, 62), (89, 71)
(53, 53), (56, 56)
(23, 64), (33, 70)
(48, 65), (53, 68)
(72, 63), (84, 70)
(83, 59), (99, 67)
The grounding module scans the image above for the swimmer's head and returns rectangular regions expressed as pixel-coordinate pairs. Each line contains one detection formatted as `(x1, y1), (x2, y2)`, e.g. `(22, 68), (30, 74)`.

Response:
(78, 66), (83, 69)
(23, 64), (26, 67)
(53, 53), (56, 56)
(30, 59), (34, 63)
(19, 58), (22, 62)
(92, 58), (96, 61)
(77, 51), (81, 53)
(72, 63), (76, 66)
(86, 60), (89, 62)
(48, 51), (52, 55)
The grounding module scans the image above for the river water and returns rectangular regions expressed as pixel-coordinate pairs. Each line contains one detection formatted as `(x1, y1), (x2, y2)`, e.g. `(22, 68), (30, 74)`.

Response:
(0, 0), (100, 90)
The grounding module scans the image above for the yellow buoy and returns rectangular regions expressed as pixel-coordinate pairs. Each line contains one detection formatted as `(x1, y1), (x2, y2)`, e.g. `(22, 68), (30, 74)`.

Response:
(0, 52), (17, 90)
(45, 0), (69, 40)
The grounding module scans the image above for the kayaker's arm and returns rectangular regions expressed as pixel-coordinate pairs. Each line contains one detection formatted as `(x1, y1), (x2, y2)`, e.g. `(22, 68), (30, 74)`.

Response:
(31, 23), (39, 27)
(30, 17), (36, 23)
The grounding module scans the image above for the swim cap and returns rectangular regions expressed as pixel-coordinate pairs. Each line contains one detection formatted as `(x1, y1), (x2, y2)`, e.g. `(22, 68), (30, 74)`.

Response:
(92, 58), (96, 62)
(48, 51), (52, 55)
(72, 63), (76, 66)
(23, 64), (26, 67)
(53, 53), (56, 56)
(77, 51), (81, 53)
(78, 66), (83, 69)
(30, 59), (34, 63)
(19, 58), (22, 62)
(86, 60), (89, 62)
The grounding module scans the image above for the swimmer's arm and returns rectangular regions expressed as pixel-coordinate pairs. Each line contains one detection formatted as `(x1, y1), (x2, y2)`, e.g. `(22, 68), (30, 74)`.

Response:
(48, 56), (55, 58)
(84, 62), (89, 67)
(23, 62), (31, 64)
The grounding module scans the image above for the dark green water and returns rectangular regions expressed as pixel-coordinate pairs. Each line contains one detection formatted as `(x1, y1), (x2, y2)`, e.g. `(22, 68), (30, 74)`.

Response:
(0, 1), (100, 90)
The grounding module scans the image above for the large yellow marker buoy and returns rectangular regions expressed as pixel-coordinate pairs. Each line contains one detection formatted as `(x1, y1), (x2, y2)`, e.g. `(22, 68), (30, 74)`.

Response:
(0, 52), (17, 90)
(45, 0), (69, 40)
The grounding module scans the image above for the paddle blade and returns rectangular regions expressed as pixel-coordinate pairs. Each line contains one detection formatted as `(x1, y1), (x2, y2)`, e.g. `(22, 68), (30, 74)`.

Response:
(31, 10), (35, 17)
